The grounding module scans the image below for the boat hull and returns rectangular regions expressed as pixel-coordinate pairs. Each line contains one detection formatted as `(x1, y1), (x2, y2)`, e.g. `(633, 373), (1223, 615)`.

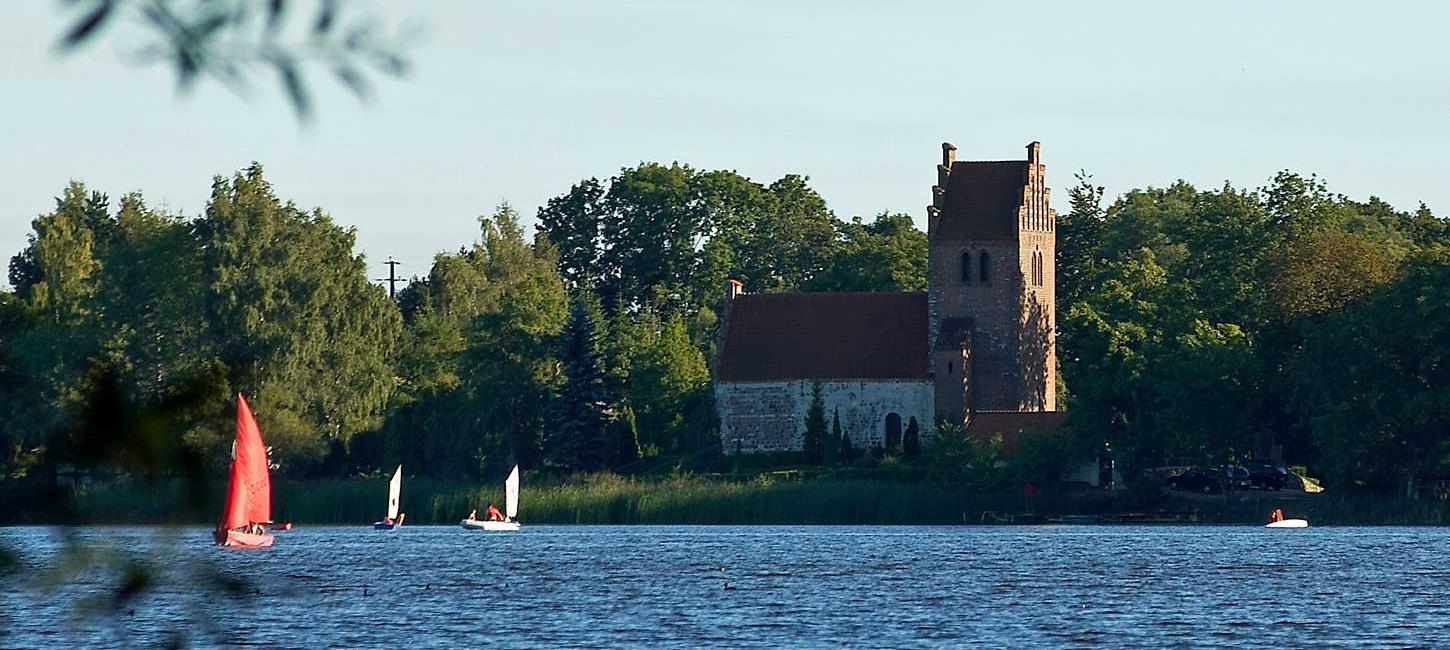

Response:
(216, 529), (275, 547)
(461, 519), (520, 532)
(1266, 519), (1309, 528)
(373, 522), (398, 530)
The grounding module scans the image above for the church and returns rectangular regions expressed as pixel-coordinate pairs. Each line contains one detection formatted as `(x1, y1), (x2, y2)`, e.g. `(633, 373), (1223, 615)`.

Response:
(714, 141), (1061, 454)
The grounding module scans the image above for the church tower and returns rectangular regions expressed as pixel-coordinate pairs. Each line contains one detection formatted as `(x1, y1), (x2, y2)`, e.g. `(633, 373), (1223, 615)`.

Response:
(927, 141), (1057, 426)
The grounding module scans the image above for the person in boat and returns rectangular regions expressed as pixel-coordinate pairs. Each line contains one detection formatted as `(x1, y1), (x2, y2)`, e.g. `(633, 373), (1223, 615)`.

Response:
(1268, 508), (1285, 524)
(467, 509), (478, 521)
(486, 503), (505, 522)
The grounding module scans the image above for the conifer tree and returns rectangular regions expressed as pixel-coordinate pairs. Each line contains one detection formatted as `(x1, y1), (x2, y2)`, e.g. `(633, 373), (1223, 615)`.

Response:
(824, 408), (842, 465)
(546, 296), (613, 472)
(903, 417), (922, 459)
(803, 382), (827, 465)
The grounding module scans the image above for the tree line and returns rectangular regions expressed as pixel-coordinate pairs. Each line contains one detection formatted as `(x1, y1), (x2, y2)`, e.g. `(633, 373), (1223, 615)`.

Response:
(1056, 171), (1449, 495)
(0, 162), (926, 482)
(1, 161), (1446, 495)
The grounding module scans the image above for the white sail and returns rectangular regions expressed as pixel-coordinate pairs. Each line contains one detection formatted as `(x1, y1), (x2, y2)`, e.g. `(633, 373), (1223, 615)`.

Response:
(387, 465), (402, 520)
(505, 465), (520, 519)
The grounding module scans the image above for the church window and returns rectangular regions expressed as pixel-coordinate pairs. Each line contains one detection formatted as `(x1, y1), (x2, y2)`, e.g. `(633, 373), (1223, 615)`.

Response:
(960, 252), (971, 284)
(979, 252), (991, 284)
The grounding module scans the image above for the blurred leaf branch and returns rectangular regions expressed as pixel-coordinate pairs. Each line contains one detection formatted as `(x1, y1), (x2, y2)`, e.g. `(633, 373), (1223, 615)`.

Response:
(56, 0), (418, 120)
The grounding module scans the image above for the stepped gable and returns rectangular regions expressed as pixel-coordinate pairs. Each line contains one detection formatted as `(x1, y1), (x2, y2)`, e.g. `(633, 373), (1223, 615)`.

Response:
(937, 160), (1030, 240)
(716, 292), (929, 381)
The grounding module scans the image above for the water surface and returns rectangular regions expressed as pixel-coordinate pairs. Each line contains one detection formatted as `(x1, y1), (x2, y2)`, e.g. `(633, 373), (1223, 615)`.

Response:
(3, 525), (1446, 648)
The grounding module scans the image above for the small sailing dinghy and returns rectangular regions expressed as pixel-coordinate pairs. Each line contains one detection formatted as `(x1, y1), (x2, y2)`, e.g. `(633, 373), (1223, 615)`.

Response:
(1266, 519), (1309, 528)
(215, 394), (274, 548)
(1265, 508), (1308, 528)
(461, 465), (521, 532)
(374, 465), (405, 530)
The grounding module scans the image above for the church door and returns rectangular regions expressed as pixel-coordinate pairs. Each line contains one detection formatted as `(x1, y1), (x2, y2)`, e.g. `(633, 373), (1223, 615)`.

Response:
(884, 413), (902, 450)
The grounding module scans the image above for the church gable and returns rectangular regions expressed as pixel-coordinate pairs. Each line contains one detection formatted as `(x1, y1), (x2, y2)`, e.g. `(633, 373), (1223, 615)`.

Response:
(715, 292), (929, 382)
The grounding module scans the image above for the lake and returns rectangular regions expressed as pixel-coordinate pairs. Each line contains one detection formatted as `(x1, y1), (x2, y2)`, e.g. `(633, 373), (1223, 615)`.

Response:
(2, 525), (1447, 648)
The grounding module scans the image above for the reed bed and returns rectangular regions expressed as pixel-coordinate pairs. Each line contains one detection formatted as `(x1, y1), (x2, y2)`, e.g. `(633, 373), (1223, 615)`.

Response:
(52, 475), (1450, 526)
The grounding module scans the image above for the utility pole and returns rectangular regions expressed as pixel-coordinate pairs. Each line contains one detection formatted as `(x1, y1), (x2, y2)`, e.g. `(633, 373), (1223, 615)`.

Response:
(376, 257), (402, 299)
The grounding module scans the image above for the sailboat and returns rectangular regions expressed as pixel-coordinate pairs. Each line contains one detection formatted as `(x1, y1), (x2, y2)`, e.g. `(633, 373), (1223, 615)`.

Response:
(461, 465), (521, 532)
(214, 394), (274, 548)
(373, 465), (405, 530)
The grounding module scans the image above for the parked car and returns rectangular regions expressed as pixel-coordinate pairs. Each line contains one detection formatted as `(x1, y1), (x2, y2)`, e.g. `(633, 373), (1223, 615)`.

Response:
(1166, 469), (1221, 494)
(1245, 464), (1288, 490)
(1221, 465), (1252, 490)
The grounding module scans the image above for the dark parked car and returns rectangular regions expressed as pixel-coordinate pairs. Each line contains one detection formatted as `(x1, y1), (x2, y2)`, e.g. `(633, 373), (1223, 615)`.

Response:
(1167, 469), (1221, 494)
(1245, 464), (1288, 490)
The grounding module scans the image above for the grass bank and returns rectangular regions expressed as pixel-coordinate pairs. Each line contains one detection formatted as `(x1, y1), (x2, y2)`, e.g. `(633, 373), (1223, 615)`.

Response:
(38, 474), (1450, 526)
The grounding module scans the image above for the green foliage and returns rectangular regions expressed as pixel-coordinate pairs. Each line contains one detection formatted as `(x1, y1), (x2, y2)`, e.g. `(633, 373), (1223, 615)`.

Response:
(4, 159), (1447, 503)
(802, 383), (827, 465)
(903, 417), (922, 460)
(1060, 169), (1448, 492)
(1291, 250), (1450, 494)
(809, 212), (928, 292)
(922, 421), (1000, 489)
(195, 164), (401, 470)
(546, 296), (613, 472)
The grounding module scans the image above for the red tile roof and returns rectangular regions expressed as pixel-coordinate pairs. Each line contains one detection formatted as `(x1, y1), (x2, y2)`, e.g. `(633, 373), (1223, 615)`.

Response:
(967, 410), (1067, 455)
(937, 161), (1029, 241)
(715, 292), (929, 381)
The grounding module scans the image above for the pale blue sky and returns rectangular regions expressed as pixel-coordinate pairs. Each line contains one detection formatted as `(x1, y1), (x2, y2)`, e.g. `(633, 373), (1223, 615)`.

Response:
(2, 1), (1447, 287)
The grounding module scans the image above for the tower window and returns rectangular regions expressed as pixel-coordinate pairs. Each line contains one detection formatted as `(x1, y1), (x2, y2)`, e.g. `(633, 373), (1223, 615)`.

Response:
(979, 252), (990, 284)
(960, 252), (971, 284)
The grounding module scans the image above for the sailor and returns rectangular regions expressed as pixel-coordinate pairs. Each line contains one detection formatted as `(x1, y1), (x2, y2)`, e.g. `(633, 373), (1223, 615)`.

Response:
(1268, 508), (1285, 524)
(486, 503), (505, 522)
(467, 509), (478, 521)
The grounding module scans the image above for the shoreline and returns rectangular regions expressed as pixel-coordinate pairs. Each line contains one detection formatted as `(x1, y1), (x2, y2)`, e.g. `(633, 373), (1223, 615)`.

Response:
(7, 474), (1449, 527)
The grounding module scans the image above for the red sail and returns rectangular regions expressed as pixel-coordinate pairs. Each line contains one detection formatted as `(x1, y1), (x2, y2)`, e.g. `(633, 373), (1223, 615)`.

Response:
(220, 394), (272, 532)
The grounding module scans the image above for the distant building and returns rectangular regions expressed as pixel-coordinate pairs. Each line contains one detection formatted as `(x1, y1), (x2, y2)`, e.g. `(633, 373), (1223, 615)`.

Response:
(715, 141), (1059, 454)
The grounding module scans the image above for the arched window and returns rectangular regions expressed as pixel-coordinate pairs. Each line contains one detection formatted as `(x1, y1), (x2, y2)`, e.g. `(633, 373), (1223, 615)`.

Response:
(979, 251), (991, 284)
(960, 252), (971, 284)
(1033, 251), (1042, 286)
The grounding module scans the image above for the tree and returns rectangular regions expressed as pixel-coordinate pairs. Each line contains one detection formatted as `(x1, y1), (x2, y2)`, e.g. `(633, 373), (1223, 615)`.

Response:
(823, 408), (841, 465)
(195, 163), (400, 470)
(537, 178), (608, 293)
(1266, 230), (1400, 321)
(903, 417), (922, 460)
(628, 313), (710, 453)
(546, 296), (613, 472)
(835, 410), (855, 463)
(802, 382), (827, 465)
(1292, 252), (1450, 494)
(809, 212), (927, 292)
(1056, 171), (1105, 309)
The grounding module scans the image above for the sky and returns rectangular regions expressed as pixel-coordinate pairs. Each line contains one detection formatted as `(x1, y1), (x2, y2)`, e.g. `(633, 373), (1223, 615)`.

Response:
(2, 1), (1447, 288)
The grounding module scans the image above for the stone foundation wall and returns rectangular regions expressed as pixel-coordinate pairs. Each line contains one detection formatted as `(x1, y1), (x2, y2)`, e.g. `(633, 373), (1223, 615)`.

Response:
(716, 380), (934, 455)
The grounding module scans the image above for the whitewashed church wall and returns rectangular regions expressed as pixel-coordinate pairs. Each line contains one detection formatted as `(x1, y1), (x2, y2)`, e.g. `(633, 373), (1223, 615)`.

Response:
(716, 380), (934, 455)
